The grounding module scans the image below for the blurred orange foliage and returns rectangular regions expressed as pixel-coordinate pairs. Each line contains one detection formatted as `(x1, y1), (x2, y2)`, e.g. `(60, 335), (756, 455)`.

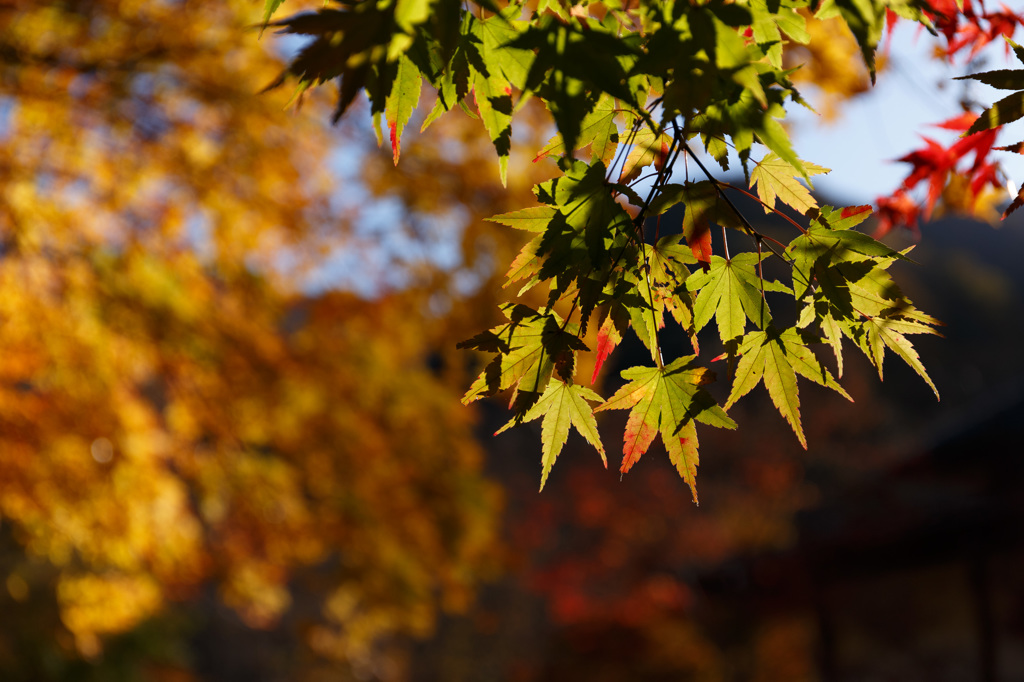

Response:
(0, 0), (559, 672)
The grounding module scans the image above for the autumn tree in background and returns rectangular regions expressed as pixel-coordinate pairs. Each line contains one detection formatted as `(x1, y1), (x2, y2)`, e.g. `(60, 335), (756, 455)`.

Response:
(0, 1), (558, 677)
(2, 0), (1024, 679)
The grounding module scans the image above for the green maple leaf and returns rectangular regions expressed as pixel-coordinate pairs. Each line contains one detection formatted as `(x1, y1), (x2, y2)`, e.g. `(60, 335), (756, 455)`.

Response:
(963, 89), (1024, 136)
(843, 315), (940, 399)
(727, 326), (852, 448)
(420, 12), (476, 131)
(474, 9), (533, 91)
(537, 0), (571, 21)
(394, 0), (436, 35)
(487, 205), (558, 232)
(529, 160), (634, 311)
(955, 53), (1024, 135)
(750, 152), (830, 215)
(750, 0), (810, 68)
(534, 93), (620, 164)
(496, 379), (606, 491)
(786, 205), (900, 298)
(487, 205), (560, 288)
(385, 53), (424, 164)
(471, 69), (513, 186)
(503, 235), (544, 287)
(510, 16), (639, 156)
(687, 253), (789, 345)
(459, 304), (587, 406)
(646, 234), (696, 286)
(596, 356), (735, 503)
(260, 0), (287, 35)
(798, 253), (941, 381)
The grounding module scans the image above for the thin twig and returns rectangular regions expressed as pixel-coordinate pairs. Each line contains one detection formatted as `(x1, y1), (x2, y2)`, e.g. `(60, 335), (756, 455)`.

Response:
(679, 140), (791, 263)
(719, 182), (807, 234)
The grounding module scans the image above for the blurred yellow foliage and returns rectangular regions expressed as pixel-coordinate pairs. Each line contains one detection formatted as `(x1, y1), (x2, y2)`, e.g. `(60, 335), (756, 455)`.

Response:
(785, 12), (873, 120)
(0, 0), (531, 672)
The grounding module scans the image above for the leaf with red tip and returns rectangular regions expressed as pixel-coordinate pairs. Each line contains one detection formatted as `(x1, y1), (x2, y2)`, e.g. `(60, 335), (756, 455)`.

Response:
(619, 128), (673, 184)
(384, 54), (423, 165)
(650, 182), (745, 270)
(596, 357), (735, 501)
(840, 205), (872, 222)
(591, 313), (621, 384)
(995, 141), (1024, 153)
(689, 223), (713, 269)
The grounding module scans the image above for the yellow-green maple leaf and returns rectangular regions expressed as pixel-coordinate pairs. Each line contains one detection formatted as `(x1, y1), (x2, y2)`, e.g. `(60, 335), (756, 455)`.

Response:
(750, 153), (830, 215)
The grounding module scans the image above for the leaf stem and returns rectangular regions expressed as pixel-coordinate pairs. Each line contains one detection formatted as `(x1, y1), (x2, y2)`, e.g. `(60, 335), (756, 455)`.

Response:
(679, 139), (793, 262)
(719, 182), (807, 234)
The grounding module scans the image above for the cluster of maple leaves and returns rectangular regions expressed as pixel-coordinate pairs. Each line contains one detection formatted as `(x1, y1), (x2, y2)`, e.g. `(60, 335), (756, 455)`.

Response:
(262, 0), (962, 504)
(876, 0), (1024, 233)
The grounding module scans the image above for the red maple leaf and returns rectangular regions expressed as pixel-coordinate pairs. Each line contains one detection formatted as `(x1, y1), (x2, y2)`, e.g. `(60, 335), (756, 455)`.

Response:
(969, 161), (1001, 200)
(875, 189), (920, 237)
(924, 0), (1024, 62)
(591, 320), (618, 384)
(889, 113), (1003, 224)
(897, 137), (955, 218)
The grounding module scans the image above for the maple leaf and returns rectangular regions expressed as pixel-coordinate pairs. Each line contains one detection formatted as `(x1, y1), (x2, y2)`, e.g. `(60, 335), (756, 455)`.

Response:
(797, 250), (942, 391)
(726, 327), (852, 448)
(487, 205), (558, 233)
(385, 54), (424, 165)
(687, 253), (789, 345)
(645, 234), (697, 286)
(459, 304), (587, 407)
(596, 356), (736, 503)
(260, 0), (287, 35)
(650, 181), (743, 269)
(750, 0), (810, 68)
(1004, 185), (1024, 219)
(847, 316), (940, 399)
(472, 73), (513, 187)
(750, 153), (830, 215)
(619, 127), (673, 184)
(895, 137), (955, 219)
(786, 205), (899, 298)
(535, 93), (620, 165)
(957, 78), (1024, 136)
(496, 379), (606, 491)
(510, 16), (639, 158)
(591, 313), (621, 384)
(487, 205), (559, 287)
(875, 189), (920, 236)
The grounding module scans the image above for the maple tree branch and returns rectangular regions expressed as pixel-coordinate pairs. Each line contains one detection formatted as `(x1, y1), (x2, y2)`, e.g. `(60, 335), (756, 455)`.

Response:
(678, 140), (791, 263)
(719, 182), (807, 235)
(635, 124), (685, 370)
